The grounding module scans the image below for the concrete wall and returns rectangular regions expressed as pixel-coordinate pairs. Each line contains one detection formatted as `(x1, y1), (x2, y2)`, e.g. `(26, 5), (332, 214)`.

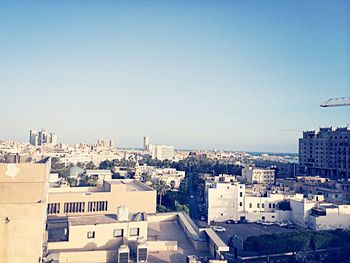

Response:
(47, 249), (118, 263)
(48, 220), (148, 251)
(48, 180), (156, 217)
(207, 182), (244, 222)
(0, 160), (50, 263)
(147, 240), (177, 251)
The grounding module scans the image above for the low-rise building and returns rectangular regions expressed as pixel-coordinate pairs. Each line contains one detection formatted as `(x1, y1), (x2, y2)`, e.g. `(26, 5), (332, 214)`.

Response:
(47, 179), (157, 217)
(242, 167), (275, 184)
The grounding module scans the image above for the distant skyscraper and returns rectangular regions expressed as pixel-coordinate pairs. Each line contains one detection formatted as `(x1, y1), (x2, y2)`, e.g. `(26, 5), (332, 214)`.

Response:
(97, 139), (114, 149)
(29, 129), (38, 146)
(49, 133), (58, 145)
(299, 127), (350, 179)
(30, 128), (57, 146)
(143, 136), (149, 151)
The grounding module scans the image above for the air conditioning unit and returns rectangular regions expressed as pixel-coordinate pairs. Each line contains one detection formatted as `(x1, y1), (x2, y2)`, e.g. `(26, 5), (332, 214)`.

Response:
(136, 236), (148, 262)
(118, 244), (129, 263)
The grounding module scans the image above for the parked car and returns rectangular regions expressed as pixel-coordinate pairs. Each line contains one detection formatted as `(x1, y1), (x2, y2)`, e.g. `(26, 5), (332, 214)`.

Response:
(211, 225), (226, 232)
(226, 219), (236, 224)
(262, 221), (274, 226)
(276, 221), (288, 227)
(238, 218), (248, 224)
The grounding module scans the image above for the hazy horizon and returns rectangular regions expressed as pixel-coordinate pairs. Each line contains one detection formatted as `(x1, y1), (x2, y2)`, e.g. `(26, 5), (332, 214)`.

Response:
(1, 1), (349, 153)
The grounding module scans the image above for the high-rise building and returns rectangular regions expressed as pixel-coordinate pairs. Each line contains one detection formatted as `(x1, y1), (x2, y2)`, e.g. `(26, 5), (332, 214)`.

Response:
(97, 139), (114, 149)
(29, 129), (38, 146)
(0, 157), (51, 262)
(38, 128), (48, 145)
(49, 132), (58, 145)
(299, 127), (350, 179)
(30, 129), (58, 146)
(143, 136), (149, 151)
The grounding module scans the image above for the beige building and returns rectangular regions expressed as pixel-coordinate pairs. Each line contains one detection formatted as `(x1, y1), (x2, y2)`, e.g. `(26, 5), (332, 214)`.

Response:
(46, 212), (229, 263)
(47, 179), (157, 217)
(0, 158), (51, 263)
(242, 167), (275, 184)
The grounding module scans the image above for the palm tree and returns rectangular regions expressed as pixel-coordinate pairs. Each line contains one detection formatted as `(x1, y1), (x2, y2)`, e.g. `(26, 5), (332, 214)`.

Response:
(157, 180), (168, 206)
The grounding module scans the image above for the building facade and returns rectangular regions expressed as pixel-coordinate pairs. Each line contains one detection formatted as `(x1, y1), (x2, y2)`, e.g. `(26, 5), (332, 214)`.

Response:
(299, 127), (350, 179)
(0, 158), (51, 263)
(242, 167), (275, 184)
(47, 179), (157, 217)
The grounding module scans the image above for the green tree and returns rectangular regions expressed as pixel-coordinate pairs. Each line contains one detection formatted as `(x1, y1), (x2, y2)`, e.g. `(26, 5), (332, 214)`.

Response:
(157, 180), (168, 206)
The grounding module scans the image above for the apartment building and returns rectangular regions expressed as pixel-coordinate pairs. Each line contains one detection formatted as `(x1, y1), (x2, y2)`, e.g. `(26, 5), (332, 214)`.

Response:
(151, 145), (175, 161)
(139, 166), (185, 189)
(299, 127), (350, 179)
(47, 179), (157, 217)
(205, 176), (350, 230)
(46, 212), (229, 263)
(0, 158), (51, 263)
(242, 167), (275, 184)
(205, 179), (245, 223)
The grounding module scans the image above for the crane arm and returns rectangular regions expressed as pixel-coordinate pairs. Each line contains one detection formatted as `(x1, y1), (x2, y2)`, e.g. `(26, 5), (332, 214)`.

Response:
(320, 97), (350, 107)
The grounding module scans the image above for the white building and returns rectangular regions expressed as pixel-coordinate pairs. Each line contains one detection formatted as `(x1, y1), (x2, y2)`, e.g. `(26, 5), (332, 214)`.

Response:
(242, 167), (275, 184)
(151, 168), (185, 189)
(151, 145), (175, 161)
(206, 179), (245, 223)
(205, 177), (350, 230)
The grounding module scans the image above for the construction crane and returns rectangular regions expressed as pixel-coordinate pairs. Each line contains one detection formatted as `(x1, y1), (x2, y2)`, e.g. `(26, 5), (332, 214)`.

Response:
(320, 97), (350, 107)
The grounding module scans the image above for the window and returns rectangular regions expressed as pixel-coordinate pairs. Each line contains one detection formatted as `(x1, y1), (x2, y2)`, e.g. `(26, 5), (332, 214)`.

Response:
(249, 203), (252, 208)
(130, 228), (140, 237)
(239, 202), (242, 207)
(64, 202), (85, 213)
(257, 203), (260, 208)
(273, 204), (276, 208)
(88, 201), (108, 212)
(47, 203), (60, 214)
(240, 192), (243, 197)
(262, 203), (265, 209)
(87, 231), (95, 239)
(113, 229), (124, 238)
(269, 203), (272, 209)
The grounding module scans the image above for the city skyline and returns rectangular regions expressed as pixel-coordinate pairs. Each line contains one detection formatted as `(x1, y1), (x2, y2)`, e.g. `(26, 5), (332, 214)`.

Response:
(1, 1), (349, 152)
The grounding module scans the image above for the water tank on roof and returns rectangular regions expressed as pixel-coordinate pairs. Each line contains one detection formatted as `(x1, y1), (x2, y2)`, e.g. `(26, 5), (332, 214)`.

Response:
(117, 205), (129, 221)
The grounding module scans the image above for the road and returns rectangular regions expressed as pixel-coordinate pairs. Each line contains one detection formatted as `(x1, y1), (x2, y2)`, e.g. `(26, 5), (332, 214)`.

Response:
(188, 173), (201, 220)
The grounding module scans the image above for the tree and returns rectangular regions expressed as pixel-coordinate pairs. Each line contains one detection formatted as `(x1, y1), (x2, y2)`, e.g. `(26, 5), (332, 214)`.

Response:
(277, 200), (291, 210)
(170, 180), (176, 189)
(157, 180), (168, 206)
(85, 161), (96, 170)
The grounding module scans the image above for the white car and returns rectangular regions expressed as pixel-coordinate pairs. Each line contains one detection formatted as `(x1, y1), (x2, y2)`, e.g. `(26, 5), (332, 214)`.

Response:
(211, 225), (226, 232)
(262, 221), (274, 226)
(276, 221), (288, 227)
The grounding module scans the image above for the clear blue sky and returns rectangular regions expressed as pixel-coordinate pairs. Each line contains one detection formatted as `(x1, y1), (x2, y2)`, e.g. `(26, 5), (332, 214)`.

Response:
(0, 1), (349, 152)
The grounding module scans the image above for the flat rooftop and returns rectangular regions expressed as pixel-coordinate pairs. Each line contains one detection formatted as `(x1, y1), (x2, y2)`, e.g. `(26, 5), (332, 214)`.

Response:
(147, 221), (210, 263)
(50, 213), (147, 226)
(49, 179), (155, 194)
